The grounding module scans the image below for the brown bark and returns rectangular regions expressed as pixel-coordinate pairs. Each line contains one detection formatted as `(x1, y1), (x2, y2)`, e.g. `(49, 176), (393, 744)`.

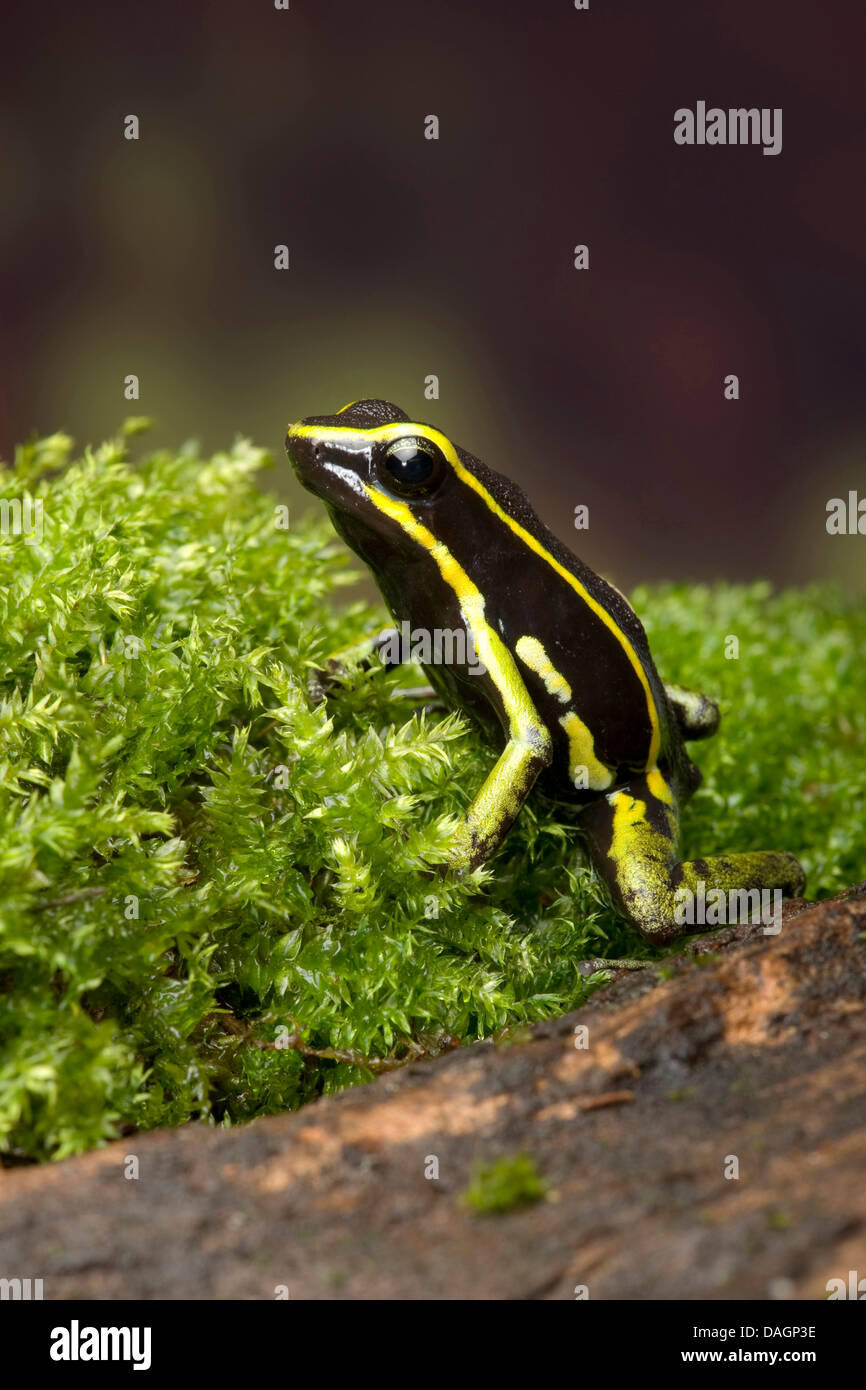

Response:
(2, 888), (864, 1300)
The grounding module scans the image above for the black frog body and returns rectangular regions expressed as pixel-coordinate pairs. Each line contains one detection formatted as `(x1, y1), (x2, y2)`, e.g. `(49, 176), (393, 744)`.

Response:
(286, 399), (804, 945)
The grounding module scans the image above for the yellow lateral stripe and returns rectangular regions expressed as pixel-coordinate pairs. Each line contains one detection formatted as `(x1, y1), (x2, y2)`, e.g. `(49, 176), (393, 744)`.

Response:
(515, 634), (572, 703)
(558, 711), (614, 790)
(356, 482), (540, 744)
(288, 420), (660, 764)
(646, 766), (674, 805)
(513, 635), (612, 788)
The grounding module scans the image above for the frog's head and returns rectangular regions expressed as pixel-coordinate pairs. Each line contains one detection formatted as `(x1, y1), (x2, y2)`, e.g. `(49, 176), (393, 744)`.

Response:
(286, 398), (545, 600)
(286, 398), (466, 563)
(286, 399), (457, 526)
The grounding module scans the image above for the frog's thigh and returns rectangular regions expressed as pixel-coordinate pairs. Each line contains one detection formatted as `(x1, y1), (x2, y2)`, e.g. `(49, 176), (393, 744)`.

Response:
(580, 767), (805, 943)
(451, 725), (552, 871)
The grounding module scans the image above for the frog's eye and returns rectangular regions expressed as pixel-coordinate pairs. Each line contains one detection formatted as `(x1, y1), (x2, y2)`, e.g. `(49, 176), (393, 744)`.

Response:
(377, 438), (446, 499)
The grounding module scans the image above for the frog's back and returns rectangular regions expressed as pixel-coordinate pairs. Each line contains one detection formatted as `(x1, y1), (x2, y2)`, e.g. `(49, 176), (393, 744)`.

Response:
(427, 445), (672, 801)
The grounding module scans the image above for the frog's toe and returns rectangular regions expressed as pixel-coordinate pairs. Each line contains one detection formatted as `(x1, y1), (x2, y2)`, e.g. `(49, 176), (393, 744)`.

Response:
(664, 682), (720, 741)
(306, 657), (348, 706)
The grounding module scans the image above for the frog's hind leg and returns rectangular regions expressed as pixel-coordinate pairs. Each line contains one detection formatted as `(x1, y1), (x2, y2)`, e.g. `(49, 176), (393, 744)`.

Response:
(663, 682), (720, 741)
(579, 765), (805, 945)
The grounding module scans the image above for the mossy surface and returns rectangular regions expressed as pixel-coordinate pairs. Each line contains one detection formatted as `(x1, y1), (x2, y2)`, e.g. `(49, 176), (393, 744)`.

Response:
(1, 427), (863, 1161)
(461, 1154), (549, 1214)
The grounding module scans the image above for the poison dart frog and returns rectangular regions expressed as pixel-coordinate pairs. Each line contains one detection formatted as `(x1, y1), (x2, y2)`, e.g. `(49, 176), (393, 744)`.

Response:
(286, 399), (805, 946)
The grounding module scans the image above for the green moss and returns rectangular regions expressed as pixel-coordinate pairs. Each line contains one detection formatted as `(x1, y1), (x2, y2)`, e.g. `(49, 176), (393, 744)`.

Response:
(766, 1207), (792, 1231)
(461, 1154), (549, 1214)
(1, 426), (864, 1161)
(631, 579), (866, 896)
(666, 1086), (697, 1104)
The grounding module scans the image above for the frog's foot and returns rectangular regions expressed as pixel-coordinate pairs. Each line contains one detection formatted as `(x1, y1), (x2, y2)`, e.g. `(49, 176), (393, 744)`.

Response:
(579, 765), (805, 945)
(307, 657), (350, 706)
(663, 682), (720, 741)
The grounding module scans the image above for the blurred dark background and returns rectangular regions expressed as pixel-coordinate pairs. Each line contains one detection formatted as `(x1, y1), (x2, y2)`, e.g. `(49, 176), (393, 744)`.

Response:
(2, 0), (865, 590)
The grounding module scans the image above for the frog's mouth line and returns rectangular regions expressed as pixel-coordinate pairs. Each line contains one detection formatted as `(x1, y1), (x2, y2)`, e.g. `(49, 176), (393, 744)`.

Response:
(313, 461), (368, 501)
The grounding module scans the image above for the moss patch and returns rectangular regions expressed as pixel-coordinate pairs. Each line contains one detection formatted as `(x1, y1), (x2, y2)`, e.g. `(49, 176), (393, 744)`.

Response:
(461, 1154), (549, 1215)
(1, 426), (863, 1161)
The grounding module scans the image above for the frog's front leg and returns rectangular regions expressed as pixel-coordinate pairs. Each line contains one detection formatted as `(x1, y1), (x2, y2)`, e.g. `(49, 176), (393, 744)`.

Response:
(450, 719), (552, 871)
(579, 765), (805, 943)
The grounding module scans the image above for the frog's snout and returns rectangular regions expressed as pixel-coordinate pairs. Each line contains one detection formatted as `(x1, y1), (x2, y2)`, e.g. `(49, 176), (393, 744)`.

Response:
(285, 426), (321, 485)
(286, 424), (369, 511)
